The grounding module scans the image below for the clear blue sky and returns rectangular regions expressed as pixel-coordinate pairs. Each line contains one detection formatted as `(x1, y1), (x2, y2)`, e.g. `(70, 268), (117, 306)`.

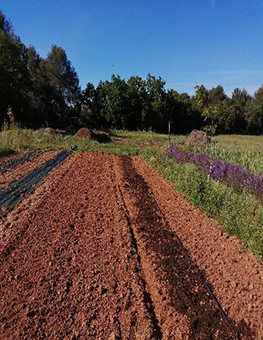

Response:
(1, 0), (263, 96)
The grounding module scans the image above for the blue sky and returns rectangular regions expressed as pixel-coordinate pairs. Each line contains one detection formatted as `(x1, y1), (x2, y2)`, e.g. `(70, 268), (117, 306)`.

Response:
(1, 0), (263, 96)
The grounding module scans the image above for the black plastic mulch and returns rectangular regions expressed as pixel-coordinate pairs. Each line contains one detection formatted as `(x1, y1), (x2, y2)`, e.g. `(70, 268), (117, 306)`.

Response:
(0, 150), (72, 214)
(0, 150), (43, 175)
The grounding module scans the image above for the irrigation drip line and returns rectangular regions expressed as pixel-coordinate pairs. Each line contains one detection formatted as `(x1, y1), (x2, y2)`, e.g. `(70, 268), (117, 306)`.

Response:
(0, 150), (72, 214)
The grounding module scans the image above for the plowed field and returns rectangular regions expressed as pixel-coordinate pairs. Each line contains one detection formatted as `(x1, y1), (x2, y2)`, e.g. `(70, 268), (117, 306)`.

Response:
(1, 152), (263, 339)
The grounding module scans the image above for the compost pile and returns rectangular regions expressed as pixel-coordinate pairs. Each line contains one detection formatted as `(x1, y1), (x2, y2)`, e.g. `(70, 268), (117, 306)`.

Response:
(74, 127), (111, 143)
(185, 129), (211, 147)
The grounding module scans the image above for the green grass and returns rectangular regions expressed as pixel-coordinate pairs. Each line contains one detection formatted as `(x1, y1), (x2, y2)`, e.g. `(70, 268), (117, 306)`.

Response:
(195, 135), (263, 174)
(215, 134), (263, 151)
(1, 128), (262, 260)
(0, 128), (138, 156)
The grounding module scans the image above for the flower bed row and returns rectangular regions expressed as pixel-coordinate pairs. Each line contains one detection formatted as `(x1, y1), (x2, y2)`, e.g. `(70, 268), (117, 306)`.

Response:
(166, 144), (263, 200)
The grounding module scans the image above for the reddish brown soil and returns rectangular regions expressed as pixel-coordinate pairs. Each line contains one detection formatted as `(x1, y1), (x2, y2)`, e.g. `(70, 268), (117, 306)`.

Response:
(74, 127), (93, 139)
(0, 152), (262, 339)
(0, 150), (59, 188)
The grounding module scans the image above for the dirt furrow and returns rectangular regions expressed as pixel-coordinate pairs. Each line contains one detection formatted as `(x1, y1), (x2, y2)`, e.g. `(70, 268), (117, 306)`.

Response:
(132, 156), (263, 339)
(111, 156), (162, 339)
(114, 155), (242, 339)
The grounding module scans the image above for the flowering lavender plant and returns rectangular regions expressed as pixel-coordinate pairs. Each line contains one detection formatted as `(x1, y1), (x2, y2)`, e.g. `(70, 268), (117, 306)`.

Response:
(166, 144), (263, 200)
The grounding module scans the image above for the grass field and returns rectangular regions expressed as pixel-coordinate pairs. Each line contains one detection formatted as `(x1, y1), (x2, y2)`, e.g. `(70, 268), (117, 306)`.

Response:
(0, 128), (186, 156)
(204, 135), (263, 174)
(1, 128), (263, 260)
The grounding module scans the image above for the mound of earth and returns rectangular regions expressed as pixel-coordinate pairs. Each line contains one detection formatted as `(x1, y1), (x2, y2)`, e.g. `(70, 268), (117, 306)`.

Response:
(43, 128), (66, 136)
(75, 127), (111, 143)
(185, 129), (211, 147)
(44, 127), (56, 135)
(74, 127), (92, 139)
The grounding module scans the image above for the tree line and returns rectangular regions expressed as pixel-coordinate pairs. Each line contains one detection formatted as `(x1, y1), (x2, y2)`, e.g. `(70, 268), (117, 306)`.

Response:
(1, 11), (262, 135)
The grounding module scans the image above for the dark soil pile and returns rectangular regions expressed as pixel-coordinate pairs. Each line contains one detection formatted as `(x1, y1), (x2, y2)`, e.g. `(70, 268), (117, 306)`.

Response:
(185, 129), (211, 147)
(92, 129), (112, 143)
(74, 127), (111, 143)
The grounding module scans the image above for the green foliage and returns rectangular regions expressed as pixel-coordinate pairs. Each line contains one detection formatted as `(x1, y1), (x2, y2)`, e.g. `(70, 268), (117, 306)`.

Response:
(90, 74), (169, 132)
(98, 75), (130, 129)
(0, 12), (81, 129)
(245, 86), (263, 134)
(167, 89), (202, 133)
(39, 45), (80, 127)
(142, 147), (263, 260)
(0, 20), (30, 125)
(141, 74), (167, 131)
(0, 10), (17, 40)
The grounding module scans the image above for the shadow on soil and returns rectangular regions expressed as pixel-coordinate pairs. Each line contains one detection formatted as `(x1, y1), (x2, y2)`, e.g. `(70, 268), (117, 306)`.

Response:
(120, 155), (253, 340)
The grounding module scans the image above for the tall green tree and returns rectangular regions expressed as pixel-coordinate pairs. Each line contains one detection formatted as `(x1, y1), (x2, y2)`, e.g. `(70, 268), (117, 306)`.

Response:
(142, 74), (167, 131)
(126, 76), (145, 130)
(166, 90), (202, 134)
(226, 88), (252, 133)
(26, 46), (47, 126)
(245, 86), (263, 134)
(0, 11), (30, 126)
(95, 75), (131, 129)
(80, 82), (98, 127)
(42, 45), (80, 127)
(194, 84), (230, 134)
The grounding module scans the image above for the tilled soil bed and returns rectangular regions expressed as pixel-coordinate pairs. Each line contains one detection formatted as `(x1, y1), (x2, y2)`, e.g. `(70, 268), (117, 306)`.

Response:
(0, 152), (262, 339)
